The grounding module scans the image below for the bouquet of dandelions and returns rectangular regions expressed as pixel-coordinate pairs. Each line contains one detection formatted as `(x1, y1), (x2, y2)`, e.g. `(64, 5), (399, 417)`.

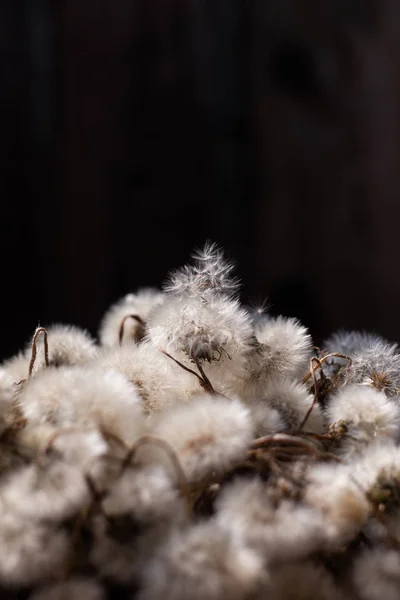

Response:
(0, 244), (399, 600)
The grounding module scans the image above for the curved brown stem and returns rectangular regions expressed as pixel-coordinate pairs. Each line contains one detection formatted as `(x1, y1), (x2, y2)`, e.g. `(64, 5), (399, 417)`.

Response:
(118, 314), (146, 345)
(252, 433), (319, 449)
(302, 353), (352, 384)
(299, 357), (320, 431)
(161, 349), (204, 385)
(160, 349), (218, 396)
(122, 434), (191, 514)
(194, 358), (216, 394)
(28, 327), (49, 377)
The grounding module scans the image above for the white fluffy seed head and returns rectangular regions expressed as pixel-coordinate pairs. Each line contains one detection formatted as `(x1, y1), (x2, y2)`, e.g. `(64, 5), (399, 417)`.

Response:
(304, 462), (370, 547)
(0, 462), (90, 522)
(14, 421), (108, 465)
(254, 562), (342, 600)
(0, 368), (16, 403)
(89, 516), (171, 584)
(322, 330), (387, 376)
(99, 288), (164, 347)
(0, 368), (17, 434)
(256, 377), (324, 433)
(353, 547), (400, 600)
(350, 441), (400, 496)
(326, 384), (400, 449)
(137, 521), (264, 600)
(147, 295), (253, 367)
(48, 428), (108, 465)
(96, 343), (202, 414)
(2, 352), (30, 383)
(26, 325), (98, 374)
(341, 338), (400, 396)
(0, 512), (68, 586)
(241, 316), (313, 398)
(101, 465), (185, 524)
(248, 401), (285, 437)
(146, 295), (254, 398)
(30, 578), (105, 600)
(144, 394), (253, 481)
(216, 478), (324, 561)
(164, 242), (240, 299)
(18, 365), (144, 445)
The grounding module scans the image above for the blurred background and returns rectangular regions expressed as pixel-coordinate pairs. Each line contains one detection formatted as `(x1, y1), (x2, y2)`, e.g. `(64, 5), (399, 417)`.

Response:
(2, 0), (400, 360)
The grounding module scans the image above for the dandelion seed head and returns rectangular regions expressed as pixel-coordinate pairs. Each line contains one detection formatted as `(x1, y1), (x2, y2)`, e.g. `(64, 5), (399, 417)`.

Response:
(353, 547), (400, 600)
(216, 478), (324, 560)
(241, 316), (313, 400)
(261, 377), (324, 433)
(164, 242), (240, 299)
(102, 465), (184, 524)
(18, 366), (144, 444)
(96, 342), (201, 414)
(341, 337), (400, 396)
(144, 394), (252, 481)
(137, 521), (263, 600)
(0, 462), (90, 522)
(30, 578), (105, 600)
(254, 562), (342, 600)
(26, 324), (98, 374)
(305, 462), (370, 547)
(0, 512), (68, 586)
(326, 384), (400, 450)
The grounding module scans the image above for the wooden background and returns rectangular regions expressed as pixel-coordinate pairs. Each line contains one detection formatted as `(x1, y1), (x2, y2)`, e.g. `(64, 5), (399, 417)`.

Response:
(1, 0), (400, 359)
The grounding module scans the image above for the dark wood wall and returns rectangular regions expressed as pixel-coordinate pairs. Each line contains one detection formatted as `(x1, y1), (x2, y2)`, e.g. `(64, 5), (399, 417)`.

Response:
(2, 0), (400, 359)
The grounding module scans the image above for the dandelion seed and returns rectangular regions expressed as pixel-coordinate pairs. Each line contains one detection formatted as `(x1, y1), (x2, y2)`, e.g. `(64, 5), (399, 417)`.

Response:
(164, 242), (240, 299)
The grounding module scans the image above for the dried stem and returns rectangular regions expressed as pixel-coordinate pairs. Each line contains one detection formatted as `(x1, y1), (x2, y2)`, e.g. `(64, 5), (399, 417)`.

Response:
(251, 433), (341, 463)
(299, 357), (320, 431)
(43, 426), (128, 458)
(302, 353), (352, 384)
(122, 434), (191, 514)
(252, 433), (318, 449)
(28, 327), (49, 377)
(118, 314), (146, 345)
(161, 349), (204, 383)
(194, 358), (216, 394)
(98, 427), (129, 452)
(43, 427), (82, 455)
(62, 475), (105, 579)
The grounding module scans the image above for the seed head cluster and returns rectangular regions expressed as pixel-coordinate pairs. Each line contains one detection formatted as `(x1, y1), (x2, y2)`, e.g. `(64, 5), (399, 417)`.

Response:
(0, 243), (398, 598)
